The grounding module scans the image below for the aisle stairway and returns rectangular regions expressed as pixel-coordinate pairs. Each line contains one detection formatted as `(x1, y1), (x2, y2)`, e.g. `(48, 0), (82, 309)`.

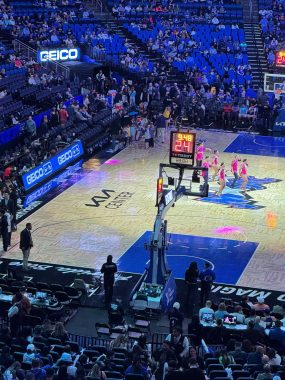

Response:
(87, 2), (186, 84)
(89, 2), (269, 87)
(240, 0), (268, 87)
(243, 24), (268, 86)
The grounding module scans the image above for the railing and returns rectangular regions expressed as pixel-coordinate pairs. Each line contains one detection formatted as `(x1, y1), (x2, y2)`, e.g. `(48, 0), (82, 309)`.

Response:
(68, 334), (134, 350)
(92, 0), (103, 14)
(151, 333), (225, 356)
(13, 39), (70, 79)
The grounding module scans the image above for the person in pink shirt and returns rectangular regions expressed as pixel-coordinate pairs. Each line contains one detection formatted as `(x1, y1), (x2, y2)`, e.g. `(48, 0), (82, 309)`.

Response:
(195, 142), (205, 167)
(211, 150), (219, 182)
(239, 158), (248, 191)
(216, 162), (226, 196)
(231, 154), (240, 188)
(252, 296), (270, 311)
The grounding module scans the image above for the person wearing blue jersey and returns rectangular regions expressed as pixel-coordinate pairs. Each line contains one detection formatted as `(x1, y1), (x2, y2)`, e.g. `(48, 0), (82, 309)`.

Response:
(199, 262), (216, 306)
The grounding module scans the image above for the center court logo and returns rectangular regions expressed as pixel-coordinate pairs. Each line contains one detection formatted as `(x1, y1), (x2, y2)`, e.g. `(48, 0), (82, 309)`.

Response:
(58, 144), (81, 166)
(196, 176), (282, 210)
(86, 190), (134, 208)
(26, 161), (53, 185)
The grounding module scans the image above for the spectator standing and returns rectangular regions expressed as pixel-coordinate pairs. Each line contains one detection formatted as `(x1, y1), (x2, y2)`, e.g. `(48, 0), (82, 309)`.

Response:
(40, 115), (51, 134)
(19, 223), (33, 271)
(129, 86), (137, 108)
(50, 108), (59, 128)
(199, 262), (215, 305)
(0, 209), (9, 252)
(100, 255), (117, 306)
(58, 105), (69, 126)
(185, 261), (199, 316)
(25, 116), (36, 140)
(156, 112), (166, 143)
(4, 208), (12, 246)
(1, 192), (15, 217)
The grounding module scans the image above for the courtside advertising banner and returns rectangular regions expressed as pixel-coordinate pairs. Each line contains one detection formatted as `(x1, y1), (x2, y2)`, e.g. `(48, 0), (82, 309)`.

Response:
(22, 140), (84, 191)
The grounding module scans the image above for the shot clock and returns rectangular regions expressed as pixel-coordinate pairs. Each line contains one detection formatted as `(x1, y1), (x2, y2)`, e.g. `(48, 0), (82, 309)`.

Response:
(276, 51), (285, 67)
(169, 131), (196, 166)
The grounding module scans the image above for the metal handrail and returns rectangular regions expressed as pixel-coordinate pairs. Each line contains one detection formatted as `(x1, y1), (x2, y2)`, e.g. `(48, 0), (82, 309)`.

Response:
(13, 39), (70, 79)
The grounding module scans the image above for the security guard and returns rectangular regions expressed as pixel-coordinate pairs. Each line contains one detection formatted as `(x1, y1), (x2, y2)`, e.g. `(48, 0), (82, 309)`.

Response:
(100, 255), (117, 306)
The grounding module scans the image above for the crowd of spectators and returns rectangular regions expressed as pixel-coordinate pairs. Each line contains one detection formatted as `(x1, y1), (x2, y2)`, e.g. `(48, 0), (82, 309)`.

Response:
(111, 0), (239, 21)
(0, 284), (284, 380)
(259, 0), (285, 68)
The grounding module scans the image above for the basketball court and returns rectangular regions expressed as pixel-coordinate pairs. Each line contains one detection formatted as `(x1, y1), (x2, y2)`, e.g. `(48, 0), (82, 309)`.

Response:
(3, 130), (285, 292)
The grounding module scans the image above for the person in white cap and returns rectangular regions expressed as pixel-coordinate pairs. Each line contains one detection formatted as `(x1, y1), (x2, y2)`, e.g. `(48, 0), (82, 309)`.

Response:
(252, 297), (270, 312)
(168, 301), (184, 332)
(23, 344), (38, 363)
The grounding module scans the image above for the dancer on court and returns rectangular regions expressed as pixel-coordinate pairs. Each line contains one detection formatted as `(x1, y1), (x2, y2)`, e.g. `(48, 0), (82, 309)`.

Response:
(196, 141), (211, 167)
(240, 158), (248, 191)
(231, 154), (240, 188)
(216, 162), (226, 196)
(211, 150), (219, 181)
(196, 142), (205, 167)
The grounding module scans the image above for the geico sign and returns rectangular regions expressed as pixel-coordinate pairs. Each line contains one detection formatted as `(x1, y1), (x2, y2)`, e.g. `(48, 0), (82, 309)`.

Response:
(39, 48), (79, 62)
(58, 145), (80, 165)
(26, 162), (53, 185)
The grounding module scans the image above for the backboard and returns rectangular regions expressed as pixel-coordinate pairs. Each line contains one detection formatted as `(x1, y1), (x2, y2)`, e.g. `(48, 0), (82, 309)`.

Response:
(264, 72), (285, 94)
(156, 163), (209, 207)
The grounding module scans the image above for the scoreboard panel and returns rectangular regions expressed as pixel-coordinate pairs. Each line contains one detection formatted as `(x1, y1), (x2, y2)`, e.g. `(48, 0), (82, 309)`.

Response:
(169, 131), (196, 166)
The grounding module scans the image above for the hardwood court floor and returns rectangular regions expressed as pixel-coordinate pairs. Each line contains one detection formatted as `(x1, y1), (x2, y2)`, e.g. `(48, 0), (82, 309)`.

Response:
(4, 131), (285, 291)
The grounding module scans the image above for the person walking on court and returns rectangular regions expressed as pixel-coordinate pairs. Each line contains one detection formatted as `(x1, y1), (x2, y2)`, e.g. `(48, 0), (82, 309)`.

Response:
(185, 261), (199, 316)
(20, 223), (33, 271)
(101, 255), (117, 307)
(199, 262), (215, 306)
